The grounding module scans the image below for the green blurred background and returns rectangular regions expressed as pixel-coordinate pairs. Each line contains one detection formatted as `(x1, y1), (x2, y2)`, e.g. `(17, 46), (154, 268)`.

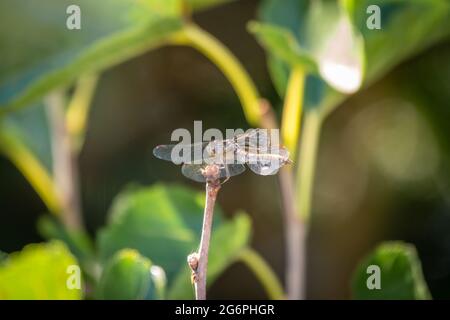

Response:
(1, 0), (450, 299)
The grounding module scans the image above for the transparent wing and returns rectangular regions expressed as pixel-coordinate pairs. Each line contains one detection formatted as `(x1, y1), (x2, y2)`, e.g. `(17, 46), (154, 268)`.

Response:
(153, 144), (177, 161)
(153, 142), (208, 163)
(181, 163), (246, 182)
(246, 146), (290, 176)
(247, 161), (282, 176)
(238, 145), (289, 160)
(234, 128), (278, 149)
(225, 163), (247, 177)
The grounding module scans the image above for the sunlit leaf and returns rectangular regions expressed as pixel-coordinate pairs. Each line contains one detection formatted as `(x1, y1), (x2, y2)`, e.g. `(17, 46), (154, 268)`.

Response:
(0, 241), (82, 299)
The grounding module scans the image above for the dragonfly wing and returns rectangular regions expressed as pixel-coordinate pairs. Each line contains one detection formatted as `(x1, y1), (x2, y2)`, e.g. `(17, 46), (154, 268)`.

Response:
(153, 142), (208, 163)
(224, 163), (246, 177)
(235, 128), (279, 149)
(248, 161), (282, 175)
(246, 149), (290, 176)
(153, 144), (177, 161)
(181, 164), (208, 182)
(181, 163), (246, 182)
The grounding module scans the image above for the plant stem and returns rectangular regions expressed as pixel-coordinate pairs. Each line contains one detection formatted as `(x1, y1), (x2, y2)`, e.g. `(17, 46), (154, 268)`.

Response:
(281, 66), (306, 160)
(277, 65), (308, 299)
(296, 110), (322, 222)
(45, 91), (83, 231)
(66, 74), (99, 153)
(171, 23), (262, 126)
(277, 166), (305, 300)
(237, 247), (285, 300)
(195, 175), (221, 300)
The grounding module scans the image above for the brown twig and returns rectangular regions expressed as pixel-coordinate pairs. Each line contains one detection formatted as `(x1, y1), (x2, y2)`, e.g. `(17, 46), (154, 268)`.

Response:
(189, 165), (221, 300)
(45, 91), (83, 231)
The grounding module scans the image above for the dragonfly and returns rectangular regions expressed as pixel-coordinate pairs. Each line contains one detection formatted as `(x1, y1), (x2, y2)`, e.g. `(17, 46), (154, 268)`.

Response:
(153, 129), (292, 183)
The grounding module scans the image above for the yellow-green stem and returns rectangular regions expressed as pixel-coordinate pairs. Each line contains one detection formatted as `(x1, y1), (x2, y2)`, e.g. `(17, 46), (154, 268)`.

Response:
(171, 24), (262, 126)
(66, 74), (99, 152)
(0, 127), (61, 215)
(296, 110), (322, 221)
(237, 247), (285, 300)
(281, 66), (306, 160)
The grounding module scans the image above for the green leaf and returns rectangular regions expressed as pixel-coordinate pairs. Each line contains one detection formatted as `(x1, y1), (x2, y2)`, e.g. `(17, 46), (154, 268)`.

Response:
(0, 0), (237, 115)
(267, 55), (290, 98)
(96, 249), (166, 300)
(0, 0), (183, 115)
(0, 241), (82, 299)
(97, 184), (251, 298)
(351, 241), (431, 300)
(249, 22), (317, 73)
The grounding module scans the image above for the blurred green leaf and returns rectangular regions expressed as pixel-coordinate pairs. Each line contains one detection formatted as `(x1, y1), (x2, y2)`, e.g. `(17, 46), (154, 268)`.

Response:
(0, 0), (183, 114)
(351, 241), (431, 300)
(0, 241), (82, 299)
(0, 0), (236, 115)
(248, 22), (317, 72)
(97, 184), (251, 298)
(97, 249), (166, 300)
